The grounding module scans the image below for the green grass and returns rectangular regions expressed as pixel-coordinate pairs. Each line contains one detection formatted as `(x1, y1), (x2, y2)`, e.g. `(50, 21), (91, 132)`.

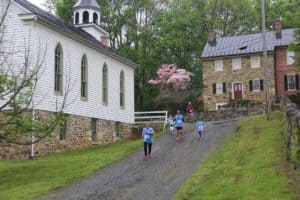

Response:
(0, 139), (142, 200)
(174, 113), (294, 200)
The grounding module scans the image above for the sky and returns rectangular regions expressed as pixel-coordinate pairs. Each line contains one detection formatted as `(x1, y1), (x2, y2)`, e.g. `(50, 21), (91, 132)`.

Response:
(28, 0), (46, 9)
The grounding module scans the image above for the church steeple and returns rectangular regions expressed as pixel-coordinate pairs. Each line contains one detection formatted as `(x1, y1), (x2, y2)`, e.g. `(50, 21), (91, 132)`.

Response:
(72, 0), (110, 47)
(73, 0), (101, 25)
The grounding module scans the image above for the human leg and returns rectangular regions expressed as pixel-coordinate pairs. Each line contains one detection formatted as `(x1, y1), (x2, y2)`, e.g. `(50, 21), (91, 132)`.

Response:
(148, 143), (152, 158)
(144, 142), (148, 159)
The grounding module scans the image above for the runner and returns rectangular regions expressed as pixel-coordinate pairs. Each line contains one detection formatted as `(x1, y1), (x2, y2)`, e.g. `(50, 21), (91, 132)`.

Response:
(195, 118), (206, 140)
(167, 114), (175, 135)
(185, 101), (194, 123)
(174, 110), (184, 141)
(142, 124), (155, 160)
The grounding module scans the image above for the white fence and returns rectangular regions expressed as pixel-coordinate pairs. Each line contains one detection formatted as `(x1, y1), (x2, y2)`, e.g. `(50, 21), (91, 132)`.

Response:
(134, 111), (168, 130)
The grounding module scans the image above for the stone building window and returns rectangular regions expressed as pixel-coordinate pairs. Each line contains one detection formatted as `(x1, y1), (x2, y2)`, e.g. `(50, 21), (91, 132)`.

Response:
(250, 55), (260, 68)
(60, 114), (68, 141)
(83, 11), (89, 23)
(215, 59), (223, 71)
(93, 12), (98, 24)
(213, 82), (226, 94)
(120, 71), (125, 108)
(232, 57), (241, 69)
(287, 51), (295, 65)
(91, 118), (97, 142)
(249, 79), (263, 91)
(284, 75), (299, 91)
(81, 55), (88, 99)
(54, 44), (63, 94)
(102, 63), (108, 104)
(115, 121), (121, 137)
(75, 12), (79, 24)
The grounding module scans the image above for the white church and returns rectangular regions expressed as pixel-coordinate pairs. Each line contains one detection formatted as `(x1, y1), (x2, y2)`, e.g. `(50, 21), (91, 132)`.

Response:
(0, 0), (137, 158)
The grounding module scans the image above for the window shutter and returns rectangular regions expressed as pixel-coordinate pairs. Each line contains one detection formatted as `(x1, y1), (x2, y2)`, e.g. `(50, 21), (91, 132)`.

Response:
(260, 79), (264, 91)
(296, 74), (299, 90)
(249, 80), (253, 91)
(223, 82), (226, 93)
(284, 75), (288, 91)
(213, 83), (216, 94)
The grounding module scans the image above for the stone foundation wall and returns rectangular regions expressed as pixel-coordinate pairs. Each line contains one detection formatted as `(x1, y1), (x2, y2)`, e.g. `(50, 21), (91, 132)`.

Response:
(0, 110), (133, 159)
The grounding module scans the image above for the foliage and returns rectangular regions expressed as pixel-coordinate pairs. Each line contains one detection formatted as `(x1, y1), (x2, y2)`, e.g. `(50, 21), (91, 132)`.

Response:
(55, 0), (76, 24)
(53, 0), (300, 111)
(289, 6), (300, 68)
(0, 139), (142, 200)
(149, 64), (193, 91)
(174, 113), (294, 200)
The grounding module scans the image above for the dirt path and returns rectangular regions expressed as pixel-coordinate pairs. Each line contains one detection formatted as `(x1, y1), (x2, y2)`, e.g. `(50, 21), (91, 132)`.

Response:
(41, 120), (237, 200)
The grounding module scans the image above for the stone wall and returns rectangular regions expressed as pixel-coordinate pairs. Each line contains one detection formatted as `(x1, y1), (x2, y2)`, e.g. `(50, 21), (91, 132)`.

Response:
(202, 54), (275, 111)
(0, 110), (133, 159)
(281, 97), (300, 170)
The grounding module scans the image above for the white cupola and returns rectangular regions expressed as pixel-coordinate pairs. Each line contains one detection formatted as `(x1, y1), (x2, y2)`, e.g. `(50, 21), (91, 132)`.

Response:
(73, 0), (110, 47)
(73, 0), (101, 25)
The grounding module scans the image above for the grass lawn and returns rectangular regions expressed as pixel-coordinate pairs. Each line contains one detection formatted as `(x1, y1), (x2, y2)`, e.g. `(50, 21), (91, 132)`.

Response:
(174, 112), (296, 200)
(0, 139), (143, 200)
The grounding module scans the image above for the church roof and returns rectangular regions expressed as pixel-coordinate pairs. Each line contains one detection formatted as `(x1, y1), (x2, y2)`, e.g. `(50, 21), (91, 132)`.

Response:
(73, 0), (101, 10)
(14, 0), (137, 68)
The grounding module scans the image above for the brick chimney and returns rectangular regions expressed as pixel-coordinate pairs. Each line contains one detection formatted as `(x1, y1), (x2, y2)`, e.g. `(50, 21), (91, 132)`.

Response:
(208, 31), (217, 46)
(101, 35), (110, 47)
(274, 19), (282, 39)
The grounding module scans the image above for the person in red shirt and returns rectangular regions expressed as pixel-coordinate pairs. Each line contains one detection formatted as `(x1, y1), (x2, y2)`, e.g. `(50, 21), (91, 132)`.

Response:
(185, 101), (194, 123)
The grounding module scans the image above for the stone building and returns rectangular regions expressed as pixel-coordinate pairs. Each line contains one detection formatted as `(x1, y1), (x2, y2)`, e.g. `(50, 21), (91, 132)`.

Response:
(0, 0), (137, 158)
(201, 21), (297, 111)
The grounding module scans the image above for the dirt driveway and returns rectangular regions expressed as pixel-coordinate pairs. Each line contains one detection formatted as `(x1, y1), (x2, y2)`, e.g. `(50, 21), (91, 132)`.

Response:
(41, 120), (237, 200)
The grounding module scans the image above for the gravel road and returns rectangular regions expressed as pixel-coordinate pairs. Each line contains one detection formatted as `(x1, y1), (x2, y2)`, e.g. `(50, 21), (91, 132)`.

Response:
(41, 120), (236, 200)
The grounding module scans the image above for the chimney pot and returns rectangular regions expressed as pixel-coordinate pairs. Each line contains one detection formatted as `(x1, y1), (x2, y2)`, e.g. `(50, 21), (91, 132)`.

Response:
(101, 35), (110, 48)
(274, 19), (282, 39)
(208, 31), (217, 46)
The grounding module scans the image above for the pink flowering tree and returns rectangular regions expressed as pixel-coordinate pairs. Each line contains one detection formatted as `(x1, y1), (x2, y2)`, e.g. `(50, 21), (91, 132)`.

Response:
(149, 64), (193, 104)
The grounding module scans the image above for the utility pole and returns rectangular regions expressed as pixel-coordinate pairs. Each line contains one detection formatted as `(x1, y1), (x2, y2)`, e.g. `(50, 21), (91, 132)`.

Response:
(261, 0), (271, 120)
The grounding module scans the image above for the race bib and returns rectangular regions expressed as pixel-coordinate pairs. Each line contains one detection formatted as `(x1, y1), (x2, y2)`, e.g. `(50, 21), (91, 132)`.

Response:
(144, 134), (150, 139)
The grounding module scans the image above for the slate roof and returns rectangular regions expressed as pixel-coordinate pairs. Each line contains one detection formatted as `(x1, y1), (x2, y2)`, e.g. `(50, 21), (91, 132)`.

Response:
(73, 0), (101, 10)
(14, 0), (137, 68)
(201, 29), (295, 59)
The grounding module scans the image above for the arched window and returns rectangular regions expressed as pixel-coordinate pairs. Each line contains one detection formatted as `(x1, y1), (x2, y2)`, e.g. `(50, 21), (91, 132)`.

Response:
(81, 55), (88, 99)
(120, 71), (125, 108)
(83, 11), (89, 23)
(93, 12), (98, 24)
(54, 44), (63, 94)
(75, 12), (79, 24)
(102, 63), (108, 104)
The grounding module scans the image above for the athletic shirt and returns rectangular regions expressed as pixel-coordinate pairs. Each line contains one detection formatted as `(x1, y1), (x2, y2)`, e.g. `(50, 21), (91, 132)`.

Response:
(174, 114), (184, 127)
(168, 118), (174, 126)
(142, 127), (154, 143)
(196, 121), (205, 131)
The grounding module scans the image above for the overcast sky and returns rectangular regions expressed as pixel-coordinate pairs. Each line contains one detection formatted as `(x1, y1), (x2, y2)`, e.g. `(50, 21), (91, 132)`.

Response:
(28, 0), (45, 9)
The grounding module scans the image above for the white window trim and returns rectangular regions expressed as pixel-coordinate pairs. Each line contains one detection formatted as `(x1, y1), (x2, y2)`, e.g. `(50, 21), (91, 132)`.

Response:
(287, 74), (296, 91)
(216, 82), (223, 94)
(250, 55), (260, 68)
(215, 59), (223, 71)
(231, 82), (243, 99)
(252, 79), (261, 92)
(287, 51), (295, 65)
(232, 57), (241, 70)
